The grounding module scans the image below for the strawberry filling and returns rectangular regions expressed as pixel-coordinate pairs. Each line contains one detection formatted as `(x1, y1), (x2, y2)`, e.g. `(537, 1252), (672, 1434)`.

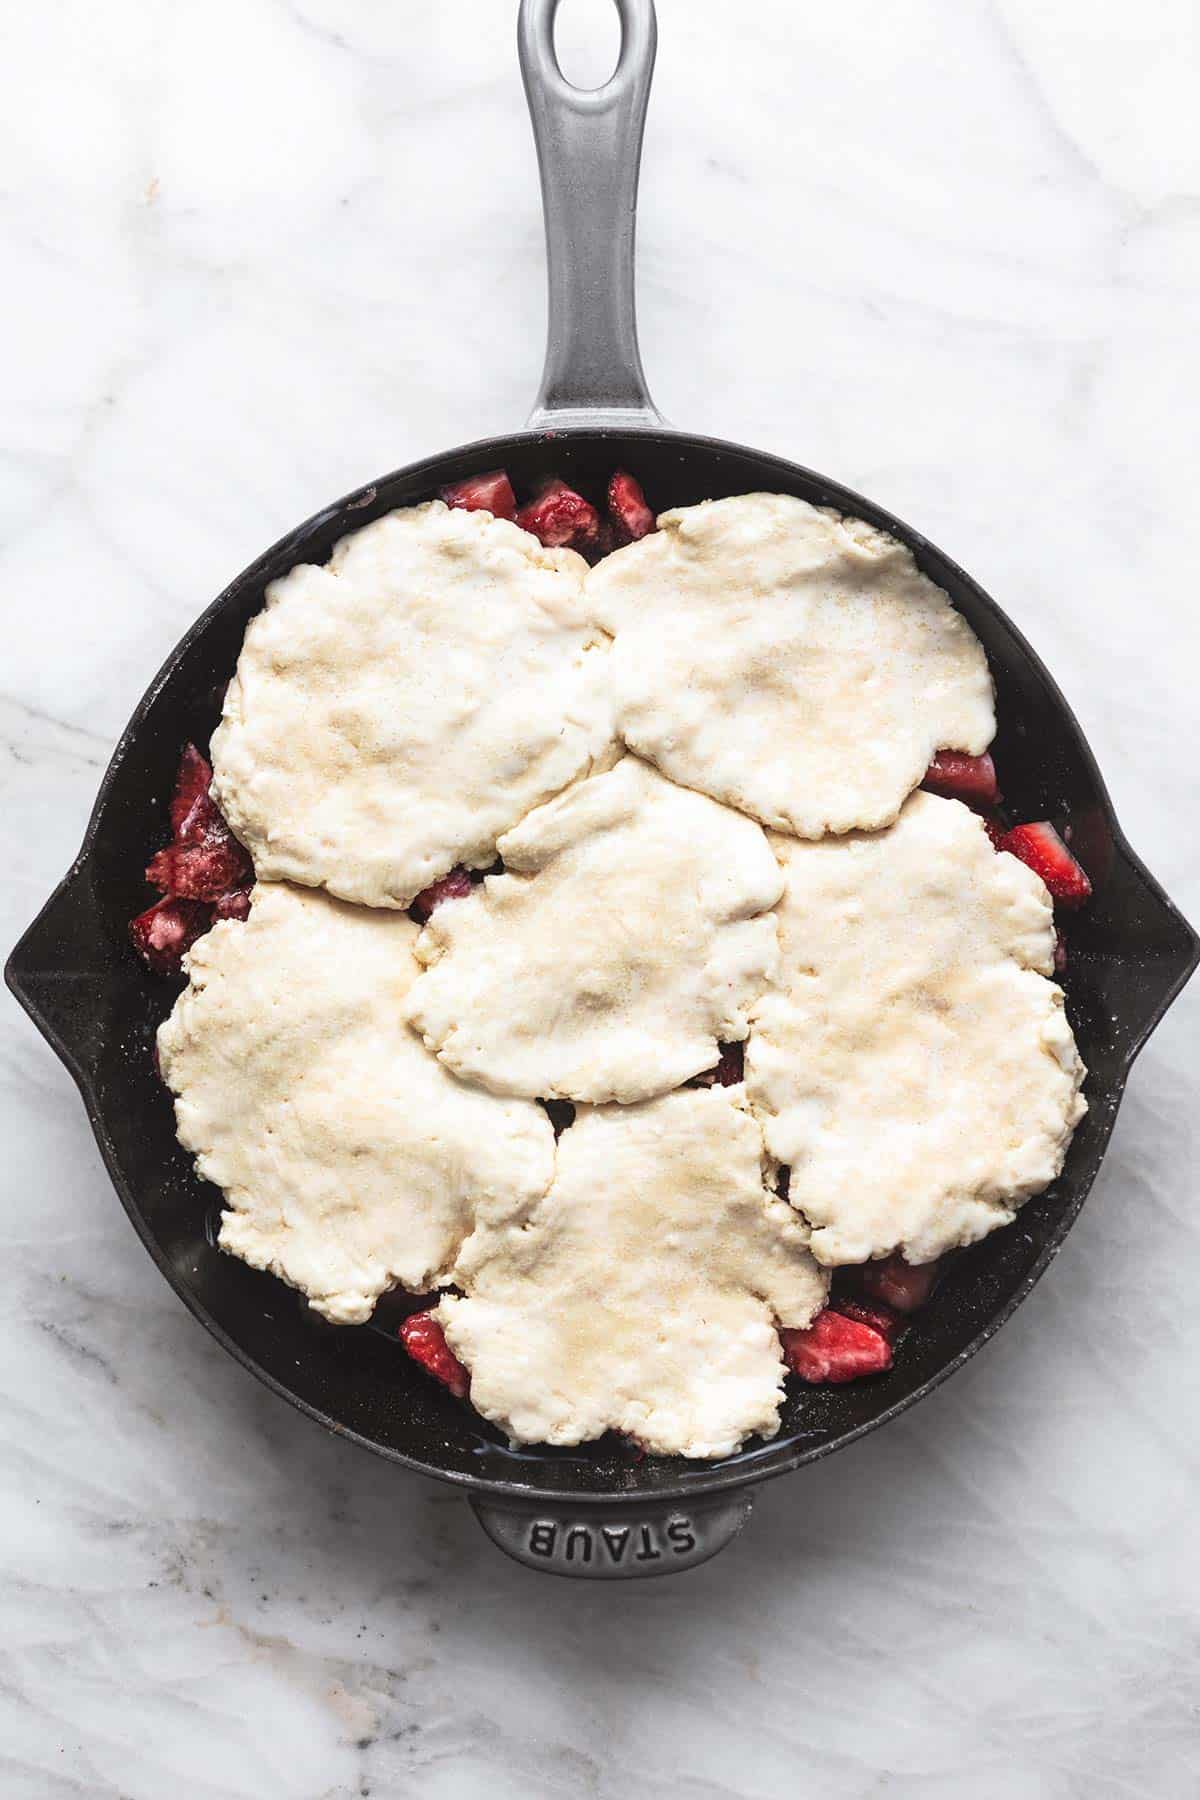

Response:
(170, 741), (219, 843)
(129, 896), (212, 977)
(516, 479), (603, 554)
(999, 821), (1092, 908)
(145, 838), (250, 902)
(399, 1311), (469, 1399)
(922, 750), (999, 806)
(1053, 928), (1068, 976)
(690, 1042), (745, 1088)
(607, 470), (656, 543)
(134, 745), (254, 972)
(149, 746), (251, 898)
(859, 1253), (938, 1313)
(440, 470), (517, 521)
(832, 1297), (903, 1345)
(411, 865), (476, 921)
(214, 887), (253, 922)
(781, 1308), (893, 1383)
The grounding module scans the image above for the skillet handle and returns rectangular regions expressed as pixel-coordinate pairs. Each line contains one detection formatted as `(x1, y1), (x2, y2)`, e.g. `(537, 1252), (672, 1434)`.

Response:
(519, 0), (663, 429)
(469, 1489), (754, 1578)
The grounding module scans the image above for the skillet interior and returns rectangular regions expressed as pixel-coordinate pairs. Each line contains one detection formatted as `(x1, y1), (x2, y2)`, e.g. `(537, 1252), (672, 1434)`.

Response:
(9, 425), (1197, 1506)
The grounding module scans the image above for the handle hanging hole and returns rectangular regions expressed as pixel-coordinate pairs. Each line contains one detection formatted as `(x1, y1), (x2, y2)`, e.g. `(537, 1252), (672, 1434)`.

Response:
(553, 0), (622, 92)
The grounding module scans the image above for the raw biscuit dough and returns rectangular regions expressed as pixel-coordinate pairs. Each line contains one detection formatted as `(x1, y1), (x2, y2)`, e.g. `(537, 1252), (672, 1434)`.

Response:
(586, 492), (995, 837)
(211, 501), (612, 909)
(745, 791), (1087, 1266)
(404, 755), (784, 1103)
(438, 1086), (829, 1458)
(157, 882), (555, 1324)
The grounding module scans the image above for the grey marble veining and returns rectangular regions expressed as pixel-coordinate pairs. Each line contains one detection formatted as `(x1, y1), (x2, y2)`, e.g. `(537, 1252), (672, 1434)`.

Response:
(2, 0), (1198, 1794)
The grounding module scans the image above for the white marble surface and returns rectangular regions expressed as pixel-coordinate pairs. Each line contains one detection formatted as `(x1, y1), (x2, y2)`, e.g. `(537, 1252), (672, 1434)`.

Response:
(3, 0), (1199, 1792)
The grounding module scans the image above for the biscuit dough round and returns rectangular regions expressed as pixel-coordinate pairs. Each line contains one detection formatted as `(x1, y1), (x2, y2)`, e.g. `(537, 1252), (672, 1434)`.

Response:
(157, 882), (555, 1324)
(586, 492), (995, 837)
(403, 755), (784, 1104)
(211, 501), (613, 909)
(745, 792), (1087, 1266)
(439, 1086), (829, 1459)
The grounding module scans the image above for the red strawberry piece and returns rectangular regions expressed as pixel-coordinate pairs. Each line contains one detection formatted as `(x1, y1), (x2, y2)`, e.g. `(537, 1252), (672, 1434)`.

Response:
(411, 865), (475, 922)
(982, 813), (1007, 851)
(515, 478), (603, 553)
(833, 1297), (903, 1346)
(399, 1312), (469, 1400)
(1053, 928), (1068, 977)
(690, 1042), (745, 1088)
(860, 1253), (938, 1313)
(440, 469), (517, 521)
(781, 1309), (893, 1384)
(922, 750), (1000, 806)
(999, 821), (1092, 909)
(214, 886), (252, 922)
(146, 836), (252, 902)
(606, 469), (656, 543)
(170, 743), (219, 845)
(130, 897), (212, 976)
(158, 743), (252, 902)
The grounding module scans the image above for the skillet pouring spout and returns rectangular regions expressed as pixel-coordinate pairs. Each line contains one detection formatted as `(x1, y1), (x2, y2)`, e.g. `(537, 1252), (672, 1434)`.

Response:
(7, 860), (116, 1088)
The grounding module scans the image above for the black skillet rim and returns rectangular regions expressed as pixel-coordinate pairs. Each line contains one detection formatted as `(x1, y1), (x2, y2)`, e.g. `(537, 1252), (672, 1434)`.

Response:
(8, 424), (1199, 1509)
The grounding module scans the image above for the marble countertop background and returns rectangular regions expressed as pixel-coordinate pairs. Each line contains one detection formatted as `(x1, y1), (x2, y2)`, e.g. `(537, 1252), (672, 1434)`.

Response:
(3, 1), (1198, 1794)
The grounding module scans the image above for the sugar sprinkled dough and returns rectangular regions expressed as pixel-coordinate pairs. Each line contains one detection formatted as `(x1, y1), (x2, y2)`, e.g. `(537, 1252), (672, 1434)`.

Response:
(587, 492), (994, 837)
(211, 501), (613, 910)
(403, 755), (784, 1103)
(157, 882), (555, 1324)
(439, 1086), (828, 1458)
(745, 792), (1086, 1266)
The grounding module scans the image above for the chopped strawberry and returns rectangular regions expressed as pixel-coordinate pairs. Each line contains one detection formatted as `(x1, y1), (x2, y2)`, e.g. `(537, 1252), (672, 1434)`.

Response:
(999, 821), (1092, 909)
(607, 470), (656, 543)
(860, 1253), (938, 1313)
(832, 1297), (903, 1345)
(136, 745), (255, 966)
(781, 1309), (893, 1384)
(922, 750), (999, 806)
(146, 837), (251, 902)
(411, 865), (475, 921)
(516, 478), (602, 553)
(399, 1312), (469, 1400)
(690, 1042), (745, 1088)
(154, 744), (251, 895)
(440, 469), (517, 521)
(170, 743), (219, 845)
(1053, 928), (1068, 977)
(214, 886), (252, 922)
(982, 813), (1007, 850)
(130, 896), (212, 976)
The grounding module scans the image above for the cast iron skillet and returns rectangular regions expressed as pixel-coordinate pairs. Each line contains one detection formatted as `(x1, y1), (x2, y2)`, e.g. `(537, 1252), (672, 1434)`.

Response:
(8, 0), (1198, 1578)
